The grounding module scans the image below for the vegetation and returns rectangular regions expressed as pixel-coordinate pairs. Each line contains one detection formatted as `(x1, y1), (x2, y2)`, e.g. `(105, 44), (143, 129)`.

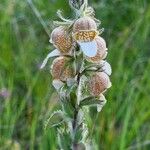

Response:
(0, 0), (150, 149)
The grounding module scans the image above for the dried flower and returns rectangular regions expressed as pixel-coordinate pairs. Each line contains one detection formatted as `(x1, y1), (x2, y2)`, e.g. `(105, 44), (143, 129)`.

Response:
(88, 72), (111, 96)
(50, 26), (73, 54)
(86, 36), (108, 63)
(51, 56), (74, 81)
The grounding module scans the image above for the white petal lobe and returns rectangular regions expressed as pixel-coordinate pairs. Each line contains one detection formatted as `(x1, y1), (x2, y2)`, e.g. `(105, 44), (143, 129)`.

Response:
(78, 41), (97, 57)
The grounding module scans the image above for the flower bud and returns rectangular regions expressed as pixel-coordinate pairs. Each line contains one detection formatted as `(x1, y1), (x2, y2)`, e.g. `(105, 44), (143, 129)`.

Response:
(73, 17), (98, 42)
(51, 56), (74, 81)
(88, 72), (111, 96)
(50, 26), (73, 53)
(86, 36), (108, 63)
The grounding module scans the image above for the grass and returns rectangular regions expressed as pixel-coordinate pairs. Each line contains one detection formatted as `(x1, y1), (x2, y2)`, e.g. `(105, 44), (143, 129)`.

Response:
(0, 0), (150, 149)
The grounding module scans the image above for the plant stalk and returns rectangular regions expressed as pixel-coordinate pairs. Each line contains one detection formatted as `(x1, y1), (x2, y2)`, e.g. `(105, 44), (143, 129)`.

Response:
(72, 108), (79, 150)
(72, 69), (82, 150)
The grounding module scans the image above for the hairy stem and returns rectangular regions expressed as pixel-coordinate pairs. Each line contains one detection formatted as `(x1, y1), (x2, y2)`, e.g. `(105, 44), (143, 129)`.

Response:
(72, 109), (79, 150)
(72, 64), (82, 149)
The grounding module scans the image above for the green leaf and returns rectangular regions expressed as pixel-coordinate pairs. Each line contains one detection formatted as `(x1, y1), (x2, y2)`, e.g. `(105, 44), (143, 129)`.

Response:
(79, 96), (104, 107)
(68, 84), (77, 108)
(58, 129), (72, 150)
(74, 124), (84, 143)
(44, 110), (64, 129)
(74, 123), (89, 145)
(62, 99), (75, 119)
(60, 84), (77, 118)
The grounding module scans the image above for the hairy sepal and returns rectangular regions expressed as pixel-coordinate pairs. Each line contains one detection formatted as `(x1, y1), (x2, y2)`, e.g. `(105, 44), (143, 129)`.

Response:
(40, 49), (61, 69)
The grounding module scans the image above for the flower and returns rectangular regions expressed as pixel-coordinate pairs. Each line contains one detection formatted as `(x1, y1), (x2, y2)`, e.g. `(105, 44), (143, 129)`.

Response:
(88, 72), (111, 96)
(50, 26), (73, 54)
(73, 16), (97, 33)
(51, 56), (74, 81)
(73, 17), (99, 57)
(85, 36), (108, 63)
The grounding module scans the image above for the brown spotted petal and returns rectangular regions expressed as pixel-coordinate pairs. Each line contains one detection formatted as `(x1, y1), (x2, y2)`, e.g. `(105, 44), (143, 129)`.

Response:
(73, 17), (97, 33)
(73, 30), (98, 42)
(88, 72), (111, 96)
(50, 26), (73, 54)
(51, 56), (74, 82)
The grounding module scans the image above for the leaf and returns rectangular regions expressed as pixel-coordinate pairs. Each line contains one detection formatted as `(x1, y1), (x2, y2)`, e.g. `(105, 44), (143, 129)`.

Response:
(44, 110), (64, 129)
(62, 99), (75, 119)
(74, 124), (84, 143)
(74, 123), (89, 144)
(57, 129), (72, 150)
(79, 96), (101, 107)
(68, 84), (77, 108)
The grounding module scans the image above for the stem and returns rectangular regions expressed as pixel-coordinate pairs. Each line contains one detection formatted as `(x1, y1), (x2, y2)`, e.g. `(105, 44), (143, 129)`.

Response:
(72, 69), (82, 150)
(72, 108), (79, 150)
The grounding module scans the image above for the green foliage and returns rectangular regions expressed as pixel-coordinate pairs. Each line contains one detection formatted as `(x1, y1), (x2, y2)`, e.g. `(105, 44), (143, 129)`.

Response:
(80, 96), (100, 106)
(58, 128), (72, 150)
(44, 110), (64, 128)
(0, 0), (150, 150)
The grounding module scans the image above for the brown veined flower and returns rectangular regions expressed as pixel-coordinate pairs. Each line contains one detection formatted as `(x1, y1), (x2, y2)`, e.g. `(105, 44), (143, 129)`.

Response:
(73, 16), (98, 42)
(73, 16), (97, 33)
(85, 36), (108, 63)
(51, 56), (74, 81)
(88, 72), (111, 96)
(72, 17), (99, 57)
(50, 26), (73, 54)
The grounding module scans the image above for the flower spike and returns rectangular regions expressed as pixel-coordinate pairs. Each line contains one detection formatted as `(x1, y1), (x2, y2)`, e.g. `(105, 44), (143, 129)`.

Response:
(42, 0), (112, 149)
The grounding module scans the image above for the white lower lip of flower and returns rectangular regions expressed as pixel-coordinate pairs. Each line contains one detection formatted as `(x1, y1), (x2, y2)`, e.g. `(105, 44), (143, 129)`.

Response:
(52, 79), (64, 90)
(78, 41), (97, 57)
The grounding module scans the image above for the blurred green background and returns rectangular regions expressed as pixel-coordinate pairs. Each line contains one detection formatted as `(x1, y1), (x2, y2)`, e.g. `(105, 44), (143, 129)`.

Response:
(0, 0), (150, 149)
